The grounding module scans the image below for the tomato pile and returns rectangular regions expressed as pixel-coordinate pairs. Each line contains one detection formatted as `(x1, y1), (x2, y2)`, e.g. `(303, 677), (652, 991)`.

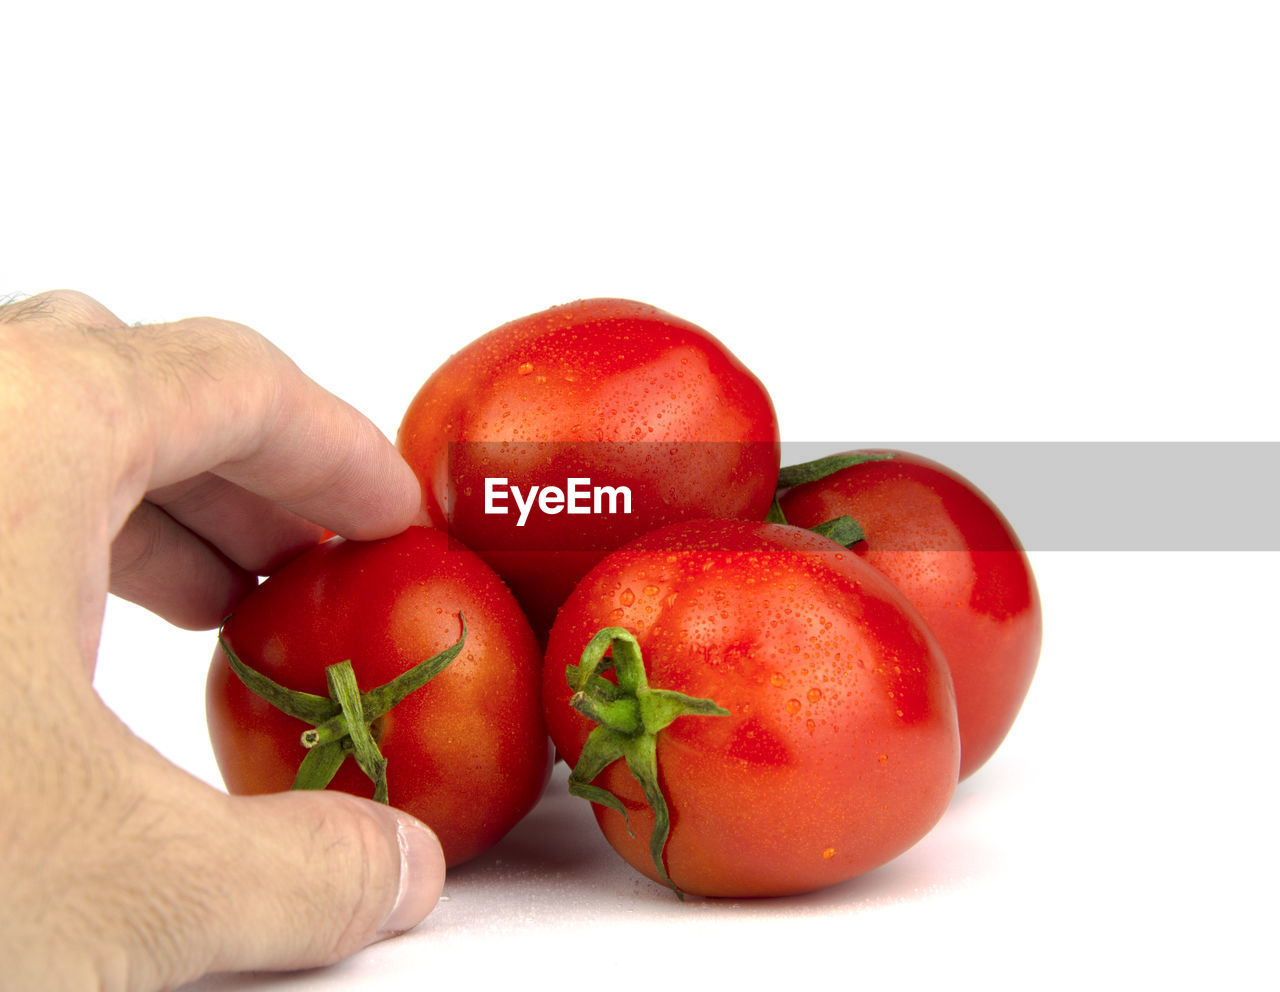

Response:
(207, 298), (1041, 897)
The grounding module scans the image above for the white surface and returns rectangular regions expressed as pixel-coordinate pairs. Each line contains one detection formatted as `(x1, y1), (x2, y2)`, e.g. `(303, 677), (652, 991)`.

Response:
(4, 2), (1277, 989)
(96, 552), (1278, 991)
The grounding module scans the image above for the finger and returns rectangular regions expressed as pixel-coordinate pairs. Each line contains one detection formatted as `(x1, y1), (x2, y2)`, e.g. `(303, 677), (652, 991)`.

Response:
(112, 316), (422, 541)
(109, 500), (258, 629)
(201, 790), (446, 976)
(145, 472), (325, 573)
(111, 476), (328, 629)
(5, 294), (421, 543)
(39, 738), (446, 989)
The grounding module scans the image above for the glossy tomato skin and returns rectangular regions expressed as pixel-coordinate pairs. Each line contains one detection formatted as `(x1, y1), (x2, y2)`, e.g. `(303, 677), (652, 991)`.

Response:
(543, 519), (960, 898)
(206, 526), (551, 868)
(779, 450), (1042, 780)
(396, 298), (780, 638)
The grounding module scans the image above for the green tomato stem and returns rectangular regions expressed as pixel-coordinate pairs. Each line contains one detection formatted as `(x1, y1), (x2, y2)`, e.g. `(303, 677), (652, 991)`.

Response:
(564, 627), (729, 899)
(325, 660), (389, 803)
(808, 514), (866, 547)
(219, 615), (467, 804)
(773, 451), (892, 545)
(776, 450), (894, 489)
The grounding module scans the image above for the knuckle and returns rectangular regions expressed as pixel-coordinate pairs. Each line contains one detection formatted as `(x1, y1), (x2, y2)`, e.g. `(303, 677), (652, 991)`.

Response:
(157, 315), (281, 368)
(0, 289), (123, 329)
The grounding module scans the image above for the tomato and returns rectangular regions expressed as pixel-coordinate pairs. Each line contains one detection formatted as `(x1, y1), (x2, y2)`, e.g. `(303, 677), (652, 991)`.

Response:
(777, 450), (1042, 780)
(206, 526), (552, 867)
(542, 518), (960, 898)
(396, 298), (780, 639)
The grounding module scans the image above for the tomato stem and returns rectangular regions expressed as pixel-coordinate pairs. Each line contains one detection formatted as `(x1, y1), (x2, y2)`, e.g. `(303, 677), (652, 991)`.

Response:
(218, 615), (467, 803)
(777, 450), (894, 488)
(773, 451), (891, 546)
(326, 660), (388, 803)
(808, 514), (866, 546)
(564, 626), (728, 899)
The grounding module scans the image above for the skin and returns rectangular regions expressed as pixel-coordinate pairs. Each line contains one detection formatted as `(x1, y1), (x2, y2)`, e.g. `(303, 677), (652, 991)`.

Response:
(544, 520), (960, 898)
(0, 291), (446, 992)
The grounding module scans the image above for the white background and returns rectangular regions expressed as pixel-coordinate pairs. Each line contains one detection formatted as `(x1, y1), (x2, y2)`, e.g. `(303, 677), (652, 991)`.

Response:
(4, 2), (1277, 989)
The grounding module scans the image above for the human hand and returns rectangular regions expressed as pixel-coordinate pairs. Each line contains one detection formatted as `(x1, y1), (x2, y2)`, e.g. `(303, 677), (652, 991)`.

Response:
(0, 291), (446, 991)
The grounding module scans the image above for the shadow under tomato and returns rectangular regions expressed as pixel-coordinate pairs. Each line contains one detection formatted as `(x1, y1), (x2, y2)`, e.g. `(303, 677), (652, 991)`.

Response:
(440, 760), (987, 919)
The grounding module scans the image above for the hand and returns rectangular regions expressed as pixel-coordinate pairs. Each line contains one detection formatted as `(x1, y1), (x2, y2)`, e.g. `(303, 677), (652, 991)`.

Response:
(0, 291), (446, 991)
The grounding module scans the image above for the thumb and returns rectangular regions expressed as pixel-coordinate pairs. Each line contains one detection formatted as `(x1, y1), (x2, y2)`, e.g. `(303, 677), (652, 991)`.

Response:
(53, 753), (448, 990)
(193, 786), (447, 975)
(8, 725), (448, 991)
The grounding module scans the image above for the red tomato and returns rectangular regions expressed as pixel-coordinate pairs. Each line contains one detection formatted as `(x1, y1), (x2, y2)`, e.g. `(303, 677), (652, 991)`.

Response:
(778, 450), (1042, 780)
(543, 519), (960, 898)
(206, 526), (552, 867)
(396, 298), (780, 639)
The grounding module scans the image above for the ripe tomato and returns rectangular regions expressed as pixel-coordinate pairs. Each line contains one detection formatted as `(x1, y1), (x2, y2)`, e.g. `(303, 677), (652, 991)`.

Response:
(396, 298), (780, 639)
(543, 518), (960, 898)
(778, 450), (1042, 780)
(206, 526), (552, 867)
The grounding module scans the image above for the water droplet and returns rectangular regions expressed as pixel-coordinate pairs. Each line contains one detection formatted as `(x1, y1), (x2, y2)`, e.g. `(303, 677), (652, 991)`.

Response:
(822, 847), (836, 860)
(643, 585), (659, 597)
(808, 688), (823, 703)
(517, 362), (533, 376)
(785, 699), (801, 715)
(770, 672), (786, 688)
(619, 588), (635, 606)
(878, 753), (888, 764)
(806, 719), (816, 735)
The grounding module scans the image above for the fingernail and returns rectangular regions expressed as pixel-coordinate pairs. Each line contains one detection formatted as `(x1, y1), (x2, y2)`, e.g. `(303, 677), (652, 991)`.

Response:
(378, 812), (446, 938)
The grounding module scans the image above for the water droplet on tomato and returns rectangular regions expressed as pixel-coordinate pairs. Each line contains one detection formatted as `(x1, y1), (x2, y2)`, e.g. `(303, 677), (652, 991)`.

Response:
(785, 699), (801, 715)
(517, 362), (534, 376)
(822, 847), (836, 860)
(643, 585), (659, 597)
(619, 588), (635, 607)
(808, 688), (823, 703)
(770, 672), (786, 688)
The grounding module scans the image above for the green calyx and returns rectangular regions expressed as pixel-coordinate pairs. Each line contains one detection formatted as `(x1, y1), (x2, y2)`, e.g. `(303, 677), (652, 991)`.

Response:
(564, 627), (729, 900)
(218, 615), (467, 804)
(776, 450), (895, 489)
(769, 450), (896, 546)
